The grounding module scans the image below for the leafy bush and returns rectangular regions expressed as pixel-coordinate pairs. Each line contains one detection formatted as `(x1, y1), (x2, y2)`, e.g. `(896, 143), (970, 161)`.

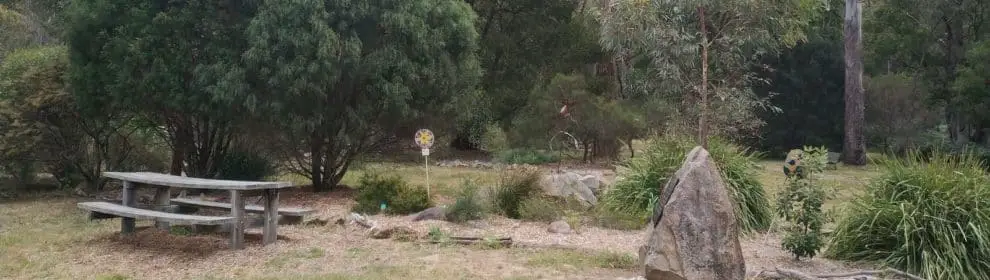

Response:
(518, 196), (563, 222)
(352, 173), (433, 215)
(495, 148), (560, 165)
(826, 150), (990, 280)
(216, 148), (274, 181)
(489, 168), (542, 218)
(776, 146), (828, 260)
(601, 134), (773, 233)
(446, 179), (487, 223)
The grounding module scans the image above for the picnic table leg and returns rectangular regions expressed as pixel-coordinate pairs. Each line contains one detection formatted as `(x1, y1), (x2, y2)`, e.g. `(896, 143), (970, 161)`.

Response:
(262, 189), (279, 245)
(153, 186), (171, 230)
(121, 181), (136, 235)
(230, 190), (245, 249)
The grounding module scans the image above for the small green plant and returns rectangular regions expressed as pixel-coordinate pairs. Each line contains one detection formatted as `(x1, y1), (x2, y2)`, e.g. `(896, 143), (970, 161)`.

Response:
(352, 173), (433, 215)
(518, 196), (563, 222)
(776, 146), (828, 260)
(446, 179), (487, 223)
(427, 226), (451, 245)
(489, 168), (542, 218)
(215, 148), (274, 181)
(169, 226), (193, 236)
(495, 148), (560, 165)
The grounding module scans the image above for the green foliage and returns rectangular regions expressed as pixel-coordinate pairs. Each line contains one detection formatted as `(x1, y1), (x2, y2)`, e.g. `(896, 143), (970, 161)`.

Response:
(0, 45), (128, 190)
(495, 149), (560, 165)
(509, 73), (646, 161)
(216, 148), (274, 181)
(826, 151), (990, 280)
(445, 179), (486, 223)
(352, 173), (433, 215)
(776, 146), (828, 260)
(489, 168), (542, 219)
(518, 197), (563, 222)
(601, 134), (773, 233)
(599, 0), (826, 139)
(754, 1), (845, 154)
(237, 0), (482, 190)
(478, 124), (509, 153)
(864, 73), (941, 153)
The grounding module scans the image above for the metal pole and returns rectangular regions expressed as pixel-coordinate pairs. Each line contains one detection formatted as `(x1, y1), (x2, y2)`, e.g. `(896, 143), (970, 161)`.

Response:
(425, 153), (430, 198)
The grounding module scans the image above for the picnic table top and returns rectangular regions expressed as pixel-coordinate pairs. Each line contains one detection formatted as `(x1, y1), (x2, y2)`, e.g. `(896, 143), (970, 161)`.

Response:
(103, 172), (295, 191)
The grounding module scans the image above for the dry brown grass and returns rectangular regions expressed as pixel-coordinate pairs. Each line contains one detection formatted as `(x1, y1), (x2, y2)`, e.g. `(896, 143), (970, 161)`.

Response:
(0, 160), (879, 280)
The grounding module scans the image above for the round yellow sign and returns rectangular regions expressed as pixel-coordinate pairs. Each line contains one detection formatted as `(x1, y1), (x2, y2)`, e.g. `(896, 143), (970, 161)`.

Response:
(414, 129), (434, 148)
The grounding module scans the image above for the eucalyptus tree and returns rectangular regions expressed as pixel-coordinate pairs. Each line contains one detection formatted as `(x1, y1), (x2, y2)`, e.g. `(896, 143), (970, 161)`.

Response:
(598, 0), (824, 146)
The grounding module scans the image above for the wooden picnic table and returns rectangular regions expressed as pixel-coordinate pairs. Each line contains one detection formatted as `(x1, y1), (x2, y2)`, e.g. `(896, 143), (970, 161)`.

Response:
(100, 172), (296, 249)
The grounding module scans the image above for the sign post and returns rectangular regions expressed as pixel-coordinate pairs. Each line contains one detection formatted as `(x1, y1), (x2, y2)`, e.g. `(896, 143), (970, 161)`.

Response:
(414, 129), (435, 197)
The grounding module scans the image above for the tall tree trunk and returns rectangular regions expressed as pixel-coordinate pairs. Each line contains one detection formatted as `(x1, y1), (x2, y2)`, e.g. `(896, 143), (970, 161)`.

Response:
(697, 6), (709, 148)
(842, 0), (866, 165)
(310, 131), (326, 192)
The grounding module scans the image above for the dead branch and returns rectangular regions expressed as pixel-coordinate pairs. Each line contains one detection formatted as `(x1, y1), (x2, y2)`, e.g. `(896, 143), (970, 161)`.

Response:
(421, 236), (513, 247)
(756, 267), (926, 280)
(348, 212), (377, 233)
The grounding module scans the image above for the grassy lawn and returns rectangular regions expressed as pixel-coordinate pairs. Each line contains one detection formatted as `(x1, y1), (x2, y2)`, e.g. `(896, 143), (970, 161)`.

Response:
(0, 155), (882, 280)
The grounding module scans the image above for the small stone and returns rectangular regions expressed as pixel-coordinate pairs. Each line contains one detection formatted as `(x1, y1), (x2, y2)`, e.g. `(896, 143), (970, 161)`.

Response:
(548, 220), (573, 234)
(411, 206), (446, 222)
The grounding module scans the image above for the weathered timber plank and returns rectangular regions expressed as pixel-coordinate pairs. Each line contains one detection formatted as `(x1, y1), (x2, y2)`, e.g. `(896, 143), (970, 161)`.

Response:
(78, 202), (233, 225)
(170, 198), (314, 216)
(102, 172), (293, 191)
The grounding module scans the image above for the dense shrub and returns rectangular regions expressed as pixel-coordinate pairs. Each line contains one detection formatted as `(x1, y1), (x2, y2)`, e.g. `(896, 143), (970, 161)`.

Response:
(216, 148), (274, 181)
(600, 134), (773, 233)
(445, 179), (487, 223)
(494, 148), (560, 165)
(352, 173), (433, 215)
(489, 168), (542, 218)
(826, 151), (990, 280)
(518, 196), (563, 222)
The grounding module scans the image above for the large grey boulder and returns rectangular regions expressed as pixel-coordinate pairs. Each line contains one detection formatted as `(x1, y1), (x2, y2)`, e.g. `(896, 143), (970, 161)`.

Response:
(539, 171), (598, 206)
(638, 146), (745, 280)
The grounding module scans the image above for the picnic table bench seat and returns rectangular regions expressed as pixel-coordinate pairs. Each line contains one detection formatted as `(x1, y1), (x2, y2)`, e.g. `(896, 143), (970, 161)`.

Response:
(78, 201), (234, 225)
(170, 198), (314, 224)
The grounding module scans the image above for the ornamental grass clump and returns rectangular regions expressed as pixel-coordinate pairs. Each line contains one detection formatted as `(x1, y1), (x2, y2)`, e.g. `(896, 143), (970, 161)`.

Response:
(600, 134), (772, 233)
(826, 150), (990, 280)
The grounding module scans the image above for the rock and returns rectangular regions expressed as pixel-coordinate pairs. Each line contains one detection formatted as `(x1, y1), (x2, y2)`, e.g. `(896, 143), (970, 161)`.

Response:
(578, 174), (602, 195)
(638, 146), (745, 280)
(547, 220), (573, 234)
(540, 171), (598, 206)
(411, 206), (446, 222)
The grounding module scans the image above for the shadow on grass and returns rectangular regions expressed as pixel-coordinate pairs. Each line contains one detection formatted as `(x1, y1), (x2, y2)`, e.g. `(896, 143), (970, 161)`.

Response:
(85, 226), (295, 260)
